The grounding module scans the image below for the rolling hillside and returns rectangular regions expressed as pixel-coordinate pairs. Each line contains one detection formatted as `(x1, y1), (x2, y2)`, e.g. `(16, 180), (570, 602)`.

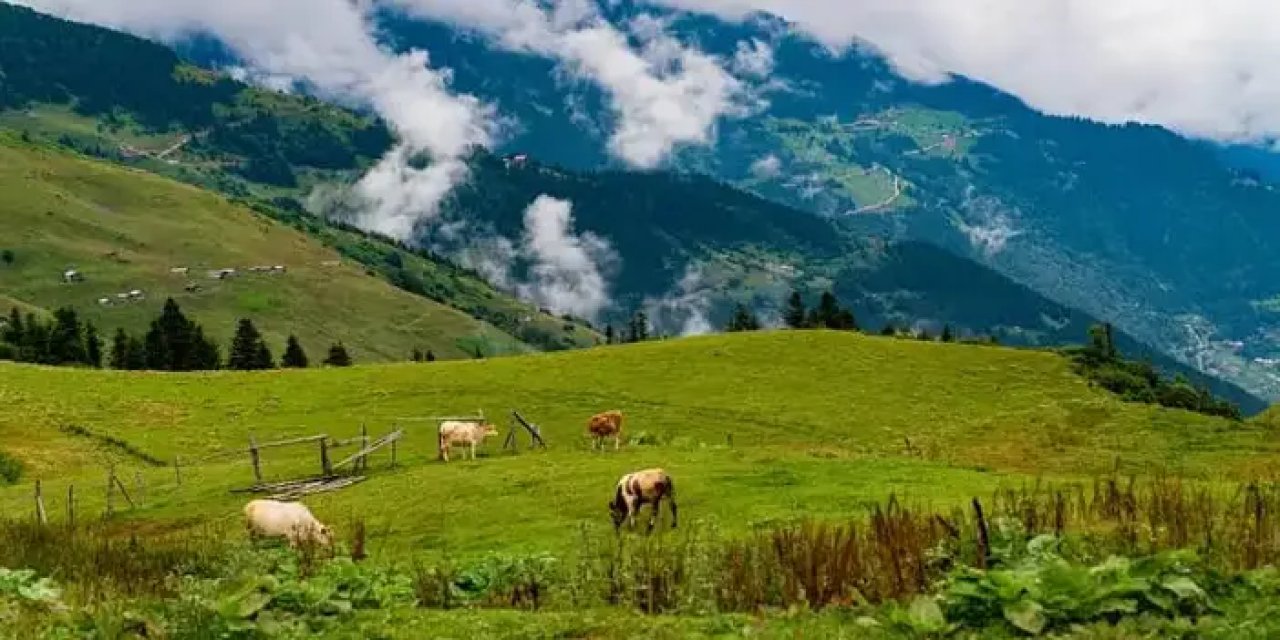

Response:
(0, 133), (573, 361)
(0, 331), (1274, 557)
(367, 7), (1280, 401)
(0, 3), (1264, 412)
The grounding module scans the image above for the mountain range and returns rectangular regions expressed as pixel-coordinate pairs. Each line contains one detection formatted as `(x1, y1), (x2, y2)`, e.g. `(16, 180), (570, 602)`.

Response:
(0, 2), (1272, 413)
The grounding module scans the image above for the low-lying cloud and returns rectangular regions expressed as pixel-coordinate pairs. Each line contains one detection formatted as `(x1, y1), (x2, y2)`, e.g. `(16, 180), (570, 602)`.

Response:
(649, 0), (1280, 145)
(387, 0), (755, 168)
(516, 196), (618, 320)
(644, 265), (717, 336)
(20, 0), (495, 241)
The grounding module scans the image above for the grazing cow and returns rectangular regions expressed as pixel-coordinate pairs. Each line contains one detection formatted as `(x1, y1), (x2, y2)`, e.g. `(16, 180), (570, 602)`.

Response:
(243, 499), (334, 549)
(608, 468), (678, 532)
(587, 410), (624, 450)
(438, 420), (499, 462)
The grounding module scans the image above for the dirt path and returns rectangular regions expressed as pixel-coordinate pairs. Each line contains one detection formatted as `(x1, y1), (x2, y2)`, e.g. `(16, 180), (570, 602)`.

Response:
(851, 170), (904, 215)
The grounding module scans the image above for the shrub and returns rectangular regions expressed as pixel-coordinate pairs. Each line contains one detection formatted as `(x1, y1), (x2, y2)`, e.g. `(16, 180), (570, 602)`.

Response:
(0, 451), (22, 484)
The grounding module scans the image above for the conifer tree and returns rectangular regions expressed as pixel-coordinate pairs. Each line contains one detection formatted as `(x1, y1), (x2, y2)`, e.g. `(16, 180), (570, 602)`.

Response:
(879, 324), (897, 337)
(726, 303), (762, 332)
(229, 318), (270, 370)
(941, 324), (955, 343)
(282, 335), (309, 368)
(627, 311), (650, 343)
(783, 291), (808, 329)
(604, 324), (615, 344)
(323, 342), (352, 367)
(110, 328), (130, 370)
(426, 349), (436, 362)
(84, 322), (102, 368)
(2, 308), (21, 344)
(125, 334), (147, 370)
(411, 347), (424, 362)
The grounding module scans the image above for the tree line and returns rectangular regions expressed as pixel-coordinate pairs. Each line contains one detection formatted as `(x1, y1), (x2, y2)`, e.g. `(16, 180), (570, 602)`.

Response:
(1067, 323), (1241, 420)
(1, 299), (354, 371)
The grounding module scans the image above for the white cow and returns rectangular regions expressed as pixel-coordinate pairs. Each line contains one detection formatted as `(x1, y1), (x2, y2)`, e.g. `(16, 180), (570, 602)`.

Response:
(438, 420), (499, 462)
(243, 499), (334, 548)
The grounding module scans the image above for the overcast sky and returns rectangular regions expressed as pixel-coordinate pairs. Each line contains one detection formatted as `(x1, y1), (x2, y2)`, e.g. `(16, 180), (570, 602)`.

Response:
(23, 0), (1280, 146)
(650, 0), (1280, 144)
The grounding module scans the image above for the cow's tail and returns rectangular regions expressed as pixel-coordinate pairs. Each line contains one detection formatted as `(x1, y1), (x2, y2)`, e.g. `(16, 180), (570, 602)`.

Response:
(437, 425), (445, 460)
(665, 475), (676, 500)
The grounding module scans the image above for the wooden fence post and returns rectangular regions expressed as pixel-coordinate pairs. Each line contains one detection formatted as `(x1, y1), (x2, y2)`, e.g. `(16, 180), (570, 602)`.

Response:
(34, 480), (47, 525)
(320, 438), (332, 477)
(249, 434), (263, 485)
(67, 484), (75, 529)
(174, 456), (182, 487)
(113, 474), (136, 509)
(135, 471), (145, 506)
(105, 466), (115, 518)
(359, 424), (369, 472)
(390, 437), (398, 469)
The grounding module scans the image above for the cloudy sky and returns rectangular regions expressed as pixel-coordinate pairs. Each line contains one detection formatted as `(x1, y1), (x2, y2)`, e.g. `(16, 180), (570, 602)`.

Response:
(650, 0), (1280, 143)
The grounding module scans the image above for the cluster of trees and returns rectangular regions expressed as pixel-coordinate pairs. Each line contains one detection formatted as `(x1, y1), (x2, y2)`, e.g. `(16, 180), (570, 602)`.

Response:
(0, 307), (102, 367)
(0, 299), (354, 371)
(603, 311), (652, 345)
(1069, 323), (1241, 420)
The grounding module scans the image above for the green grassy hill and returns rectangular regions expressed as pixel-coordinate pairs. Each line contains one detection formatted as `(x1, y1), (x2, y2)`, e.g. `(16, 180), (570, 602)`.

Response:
(0, 134), (566, 361)
(0, 331), (1273, 558)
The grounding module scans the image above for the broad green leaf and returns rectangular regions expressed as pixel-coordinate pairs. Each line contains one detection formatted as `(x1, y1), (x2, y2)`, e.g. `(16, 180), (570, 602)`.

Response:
(1161, 576), (1206, 601)
(1096, 598), (1139, 615)
(1003, 599), (1047, 636)
(908, 596), (947, 632)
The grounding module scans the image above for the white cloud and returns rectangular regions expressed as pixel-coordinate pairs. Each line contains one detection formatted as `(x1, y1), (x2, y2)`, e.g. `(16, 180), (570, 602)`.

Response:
(517, 196), (618, 319)
(17, 0), (495, 241)
(649, 0), (1280, 144)
(386, 0), (751, 167)
(732, 38), (774, 78)
(644, 265), (717, 336)
(750, 153), (782, 178)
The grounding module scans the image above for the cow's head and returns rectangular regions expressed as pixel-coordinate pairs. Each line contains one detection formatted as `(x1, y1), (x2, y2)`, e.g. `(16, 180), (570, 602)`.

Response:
(315, 524), (335, 548)
(481, 422), (500, 437)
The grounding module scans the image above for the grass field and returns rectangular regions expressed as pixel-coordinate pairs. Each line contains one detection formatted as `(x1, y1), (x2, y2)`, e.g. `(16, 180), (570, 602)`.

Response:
(1, 331), (1275, 559)
(0, 133), (552, 362)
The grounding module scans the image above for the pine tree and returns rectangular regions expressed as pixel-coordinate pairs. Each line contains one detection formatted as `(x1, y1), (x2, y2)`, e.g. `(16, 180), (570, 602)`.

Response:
(604, 324), (615, 345)
(627, 311), (650, 343)
(110, 328), (130, 370)
(47, 307), (86, 365)
(192, 326), (221, 370)
(783, 291), (808, 329)
(426, 349), (436, 362)
(323, 342), (352, 367)
(813, 292), (841, 328)
(253, 341), (274, 369)
(0, 249), (13, 265)
(411, 347), (424, 362)
(879, 324), (897, 337)
(281, 335), (309, 368)
(726, 303), (762, 332)
(940, 324), (955, 343)
(2, 308), (21, 345)
(125, 335), (147, 370)
(229, 318), (269, 370)
(84, 322), (102, 368)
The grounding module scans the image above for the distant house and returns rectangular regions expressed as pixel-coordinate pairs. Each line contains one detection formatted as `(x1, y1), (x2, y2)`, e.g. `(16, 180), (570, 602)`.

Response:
(504, 154), (530, 169)
(170, 266), (189, 275)
(97, 297), (111, 306)
(62, 269), (83, 283)
(128, 289), (144, 300)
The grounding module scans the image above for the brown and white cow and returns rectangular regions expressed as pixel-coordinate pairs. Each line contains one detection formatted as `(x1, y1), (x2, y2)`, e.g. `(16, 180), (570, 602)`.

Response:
(587, 410), (624, 450)
(243, 499), (334, 548)
(438, 420), (500, 462)
(608, 468), (677, 532)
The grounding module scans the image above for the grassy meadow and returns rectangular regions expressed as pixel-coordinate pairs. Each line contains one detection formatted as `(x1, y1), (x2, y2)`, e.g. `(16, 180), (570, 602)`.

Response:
(5, 331), (1280, 637)
(1, 330), (1275, 556)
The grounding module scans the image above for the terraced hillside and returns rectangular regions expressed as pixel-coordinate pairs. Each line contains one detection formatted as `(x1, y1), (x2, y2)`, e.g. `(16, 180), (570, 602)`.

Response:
(0, 134), (594, 361)
(0, 331), (1273, 557)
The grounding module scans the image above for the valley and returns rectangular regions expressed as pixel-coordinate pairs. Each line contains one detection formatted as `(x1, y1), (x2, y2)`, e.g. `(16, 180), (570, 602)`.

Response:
(4, 2), (1280, 637)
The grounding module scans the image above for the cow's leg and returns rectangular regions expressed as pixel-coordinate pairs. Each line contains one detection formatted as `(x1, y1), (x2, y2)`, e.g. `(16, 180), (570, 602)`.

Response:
(441, 445), (449, 463)
(470, 441), (477, 460)
(614, 434), (620, 450)
(627, 497), (638, 530)
(647, 497), (660, 533)
(669, 495), (678, 529)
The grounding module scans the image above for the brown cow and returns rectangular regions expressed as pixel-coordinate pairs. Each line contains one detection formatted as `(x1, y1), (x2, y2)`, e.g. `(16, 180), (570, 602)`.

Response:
(608, 468), (677, 532)
(587, 410), (624, 450)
